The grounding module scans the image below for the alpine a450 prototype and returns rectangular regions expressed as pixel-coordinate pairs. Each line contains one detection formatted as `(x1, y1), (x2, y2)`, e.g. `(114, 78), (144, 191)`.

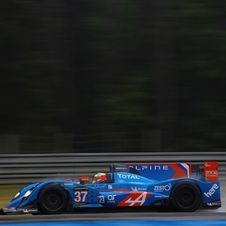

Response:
(0, 161), (221, 214)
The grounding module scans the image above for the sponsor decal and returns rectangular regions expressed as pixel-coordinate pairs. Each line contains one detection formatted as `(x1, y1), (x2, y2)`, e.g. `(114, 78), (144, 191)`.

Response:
(94, 185), (106, 189)
(22, 209), (38, 213)
(64, 183), (74, 186)
(154, 183), (171, 192)
(108, 185), (113, 189)
(22, 209), (29, 213)
(117, 174), (140, 179)
(154, 195), (168, 198)
(205, 162), (212, 167)
(115, 167), (127, 170)
(107, 195), (116, 203)
(129, 165), (169, 171)
(73, 186), (89, 191)
(118, 192), (151, 206)
(205, 170), (218, 177)
(73, 202), (88, 206)
(206, 202), (221, 206)
(97, 196), (105, 203)
(131, 187), (147, 191)
(204, 184), (219, 198)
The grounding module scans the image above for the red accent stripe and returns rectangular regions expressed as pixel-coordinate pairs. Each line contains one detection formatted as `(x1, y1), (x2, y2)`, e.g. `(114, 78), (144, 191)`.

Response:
(168, 163), (188, 178)
(112, 189), (131, 192)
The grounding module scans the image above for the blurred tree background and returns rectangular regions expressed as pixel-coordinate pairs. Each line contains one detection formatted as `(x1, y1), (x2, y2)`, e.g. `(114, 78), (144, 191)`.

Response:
(0, 0), (226, 153)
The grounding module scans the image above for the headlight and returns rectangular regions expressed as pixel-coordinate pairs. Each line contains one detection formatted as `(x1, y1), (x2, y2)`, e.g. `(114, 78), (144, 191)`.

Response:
(14, 192), (20, 199)
(23, 190), (32, 198)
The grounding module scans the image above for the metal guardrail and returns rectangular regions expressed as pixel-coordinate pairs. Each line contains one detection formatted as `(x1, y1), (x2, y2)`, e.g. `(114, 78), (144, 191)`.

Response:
(0, 152), (226, 184)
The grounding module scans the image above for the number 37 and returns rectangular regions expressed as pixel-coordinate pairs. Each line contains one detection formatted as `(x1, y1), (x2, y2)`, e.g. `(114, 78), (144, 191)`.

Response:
(74, 191), (88, 202)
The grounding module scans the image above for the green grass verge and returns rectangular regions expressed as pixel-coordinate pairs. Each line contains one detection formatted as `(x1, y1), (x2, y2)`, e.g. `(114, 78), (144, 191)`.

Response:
(0, 184), (25, 207)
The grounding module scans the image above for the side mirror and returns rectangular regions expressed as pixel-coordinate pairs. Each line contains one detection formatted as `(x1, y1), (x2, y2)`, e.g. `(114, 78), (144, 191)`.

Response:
(79, 176), (91, 184)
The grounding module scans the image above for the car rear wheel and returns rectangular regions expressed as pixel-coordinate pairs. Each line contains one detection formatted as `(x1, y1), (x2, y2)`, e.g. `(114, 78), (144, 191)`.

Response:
(38, 184), (69, 214)
(170, 180), (202, 212)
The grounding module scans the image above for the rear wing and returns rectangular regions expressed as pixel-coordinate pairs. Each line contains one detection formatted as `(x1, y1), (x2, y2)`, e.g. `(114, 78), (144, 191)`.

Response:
(126, 162), (218, 182)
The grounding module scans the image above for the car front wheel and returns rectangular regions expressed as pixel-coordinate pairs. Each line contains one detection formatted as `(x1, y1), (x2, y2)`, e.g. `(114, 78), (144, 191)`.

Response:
(38, 184), (69, 214)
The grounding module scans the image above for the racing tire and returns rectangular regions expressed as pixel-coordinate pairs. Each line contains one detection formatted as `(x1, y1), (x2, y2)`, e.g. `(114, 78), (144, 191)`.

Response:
(38, 184), (69, 214)
(170, 180), (202, 212)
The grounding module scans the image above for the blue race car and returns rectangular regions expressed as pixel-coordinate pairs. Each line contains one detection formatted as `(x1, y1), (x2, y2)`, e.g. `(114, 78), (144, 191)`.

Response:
(0, 161), (221, 214)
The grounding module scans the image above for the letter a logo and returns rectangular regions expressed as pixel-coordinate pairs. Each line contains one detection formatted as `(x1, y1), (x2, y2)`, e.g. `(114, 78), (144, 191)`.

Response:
(117, 192), (151, 207)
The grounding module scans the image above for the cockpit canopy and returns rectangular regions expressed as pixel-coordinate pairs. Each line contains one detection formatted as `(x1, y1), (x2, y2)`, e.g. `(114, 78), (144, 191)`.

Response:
(79, 164), (141, 184)
(89, 164), (141, 184)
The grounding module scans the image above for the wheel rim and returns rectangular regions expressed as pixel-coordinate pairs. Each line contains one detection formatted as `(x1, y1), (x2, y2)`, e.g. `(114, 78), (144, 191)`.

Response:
(175, 185), (199, 209)
(42, 190), (64, 212)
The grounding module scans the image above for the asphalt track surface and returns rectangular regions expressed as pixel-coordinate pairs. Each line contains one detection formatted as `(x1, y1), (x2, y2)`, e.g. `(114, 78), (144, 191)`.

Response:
(0, 181), (226, 223)
(0, 209), (226, 223)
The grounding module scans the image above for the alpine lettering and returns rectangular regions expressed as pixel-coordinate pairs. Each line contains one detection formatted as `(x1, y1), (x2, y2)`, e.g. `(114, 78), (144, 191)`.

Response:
(129, 165), (169, 171)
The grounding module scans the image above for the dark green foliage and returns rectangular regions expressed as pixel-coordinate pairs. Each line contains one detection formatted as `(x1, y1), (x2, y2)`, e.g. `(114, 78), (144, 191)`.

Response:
(0, 0), (226, 153)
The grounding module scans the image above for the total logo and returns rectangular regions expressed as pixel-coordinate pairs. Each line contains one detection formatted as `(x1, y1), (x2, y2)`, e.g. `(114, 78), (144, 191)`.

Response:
(154, 183), (171, 192)
(117, 174), (140, 179)
(204, 184), (219, 198)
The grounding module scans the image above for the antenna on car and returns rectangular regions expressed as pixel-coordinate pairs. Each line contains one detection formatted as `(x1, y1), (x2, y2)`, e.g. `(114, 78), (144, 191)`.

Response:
(110, 164), (115, 181)
(74, 164), (76, 181)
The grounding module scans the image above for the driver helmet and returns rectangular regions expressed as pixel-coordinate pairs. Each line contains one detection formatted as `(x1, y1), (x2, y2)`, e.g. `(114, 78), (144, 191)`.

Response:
(92, 173), (107, 183)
